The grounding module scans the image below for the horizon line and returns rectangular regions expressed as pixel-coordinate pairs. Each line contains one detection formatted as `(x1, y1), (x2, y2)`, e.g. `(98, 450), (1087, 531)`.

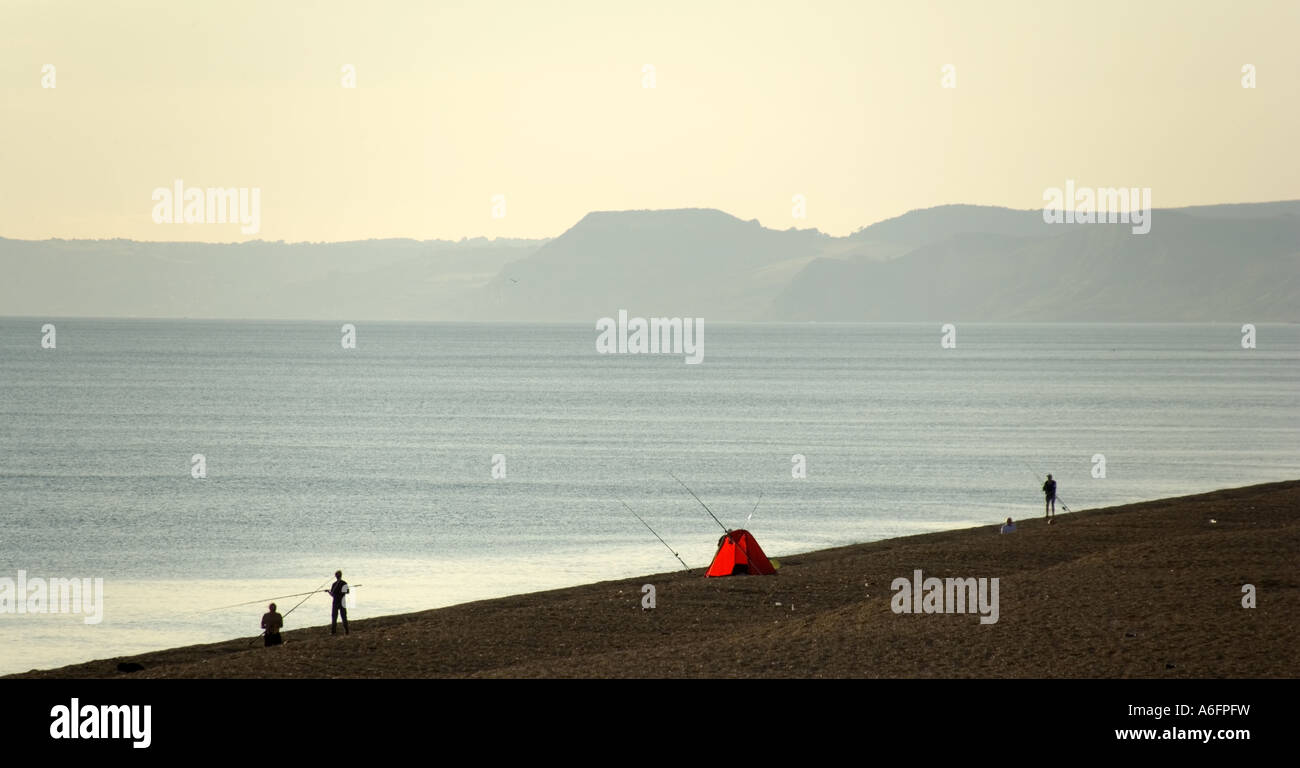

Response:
(5, 197), (1297, 247)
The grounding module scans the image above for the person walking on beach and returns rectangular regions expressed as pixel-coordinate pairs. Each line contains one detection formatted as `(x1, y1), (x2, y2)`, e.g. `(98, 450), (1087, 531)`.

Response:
(1043, 474), (1057, 519)
(261, 603), (284, 647)
(1000, 517), (1016, 534)
(325, 570), (350, 635)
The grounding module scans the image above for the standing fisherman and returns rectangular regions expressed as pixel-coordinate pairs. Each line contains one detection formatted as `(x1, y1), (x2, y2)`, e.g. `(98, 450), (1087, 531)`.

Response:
(325, 570), (350, 635)
(261, 603), (284, 646)
(1043, 474), (1057, 519)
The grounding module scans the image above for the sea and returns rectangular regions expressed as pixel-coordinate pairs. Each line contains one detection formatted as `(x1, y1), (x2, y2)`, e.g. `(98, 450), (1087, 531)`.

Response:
(1, 320), (1297, 675)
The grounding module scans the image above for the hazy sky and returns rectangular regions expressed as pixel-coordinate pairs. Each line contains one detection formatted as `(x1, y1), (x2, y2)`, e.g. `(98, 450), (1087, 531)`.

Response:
(2, 0), (1297, 242)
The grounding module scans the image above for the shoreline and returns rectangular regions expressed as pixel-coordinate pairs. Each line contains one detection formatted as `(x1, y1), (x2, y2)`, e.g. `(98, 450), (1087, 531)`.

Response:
(10, 479), (1299, 679)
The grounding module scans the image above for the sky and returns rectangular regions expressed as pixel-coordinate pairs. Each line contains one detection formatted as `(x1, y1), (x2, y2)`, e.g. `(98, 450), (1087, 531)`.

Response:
(1, 0), (1297, 242)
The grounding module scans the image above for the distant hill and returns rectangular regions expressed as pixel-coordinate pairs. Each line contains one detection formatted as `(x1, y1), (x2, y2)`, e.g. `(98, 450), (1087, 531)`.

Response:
(3, 201), (1296, 322)
(770, 203), (1300, 322)
(0, 238), (545, 321)
(484, 209), (828, 321)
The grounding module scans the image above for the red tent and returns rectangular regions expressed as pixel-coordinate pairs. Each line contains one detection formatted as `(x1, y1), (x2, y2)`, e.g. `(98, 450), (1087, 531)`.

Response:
(706, 529), (776, 577)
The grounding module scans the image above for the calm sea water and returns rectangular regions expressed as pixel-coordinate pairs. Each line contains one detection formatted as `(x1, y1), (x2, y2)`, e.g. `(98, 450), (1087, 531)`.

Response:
(1, 320), (1297, 674)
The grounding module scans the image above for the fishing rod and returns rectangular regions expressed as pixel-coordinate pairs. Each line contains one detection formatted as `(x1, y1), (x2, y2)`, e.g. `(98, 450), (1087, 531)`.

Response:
(207, 589), (323, 613)
(620, 500), (690, 571)
(670, 471), (730, 534)
(746, 491), (764, 526)
(281, 576), (336, 621)
(1024, 463), (1072, 513)
(207, 584), (364, 613)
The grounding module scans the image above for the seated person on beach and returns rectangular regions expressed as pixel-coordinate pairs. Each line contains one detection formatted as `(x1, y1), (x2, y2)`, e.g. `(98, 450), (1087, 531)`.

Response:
(262, 603), (284, 647)
(1000, 517), (1016, 534)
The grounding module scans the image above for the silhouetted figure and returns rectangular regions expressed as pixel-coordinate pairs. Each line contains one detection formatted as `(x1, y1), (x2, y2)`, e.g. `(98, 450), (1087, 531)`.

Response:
(262, 602), (284, 647)
(326, 571), (350, 635)
(1043, 474), (1057, 518)
(1000, 517), (1017, 534)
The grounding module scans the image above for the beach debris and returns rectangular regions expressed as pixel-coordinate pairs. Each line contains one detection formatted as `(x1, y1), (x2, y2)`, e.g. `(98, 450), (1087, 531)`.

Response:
(1125, 632), (1137, 638)
(1209, 519), (1218, 524)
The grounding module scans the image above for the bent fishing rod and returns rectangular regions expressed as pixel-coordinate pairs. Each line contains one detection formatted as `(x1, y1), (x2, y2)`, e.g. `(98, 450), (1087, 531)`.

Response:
(1024, 463), (1072, 513)
(620, 500), (690, 571)
(670, 471), (730, 534)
